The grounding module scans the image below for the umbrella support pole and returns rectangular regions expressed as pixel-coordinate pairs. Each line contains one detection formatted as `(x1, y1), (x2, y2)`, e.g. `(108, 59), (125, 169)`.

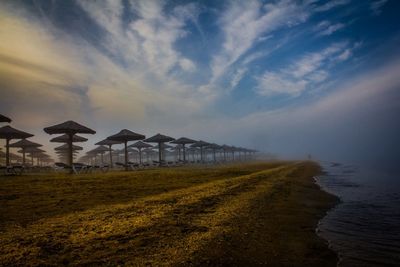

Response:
(158, 142), (162, 166)
(22, 149), (26, 166)
(109, 145), (113, 168)
(5, 138), (10, 166)
(124, 141), (128, 171)
(68, 134), (73, 174)
(183, 145), (186, 163)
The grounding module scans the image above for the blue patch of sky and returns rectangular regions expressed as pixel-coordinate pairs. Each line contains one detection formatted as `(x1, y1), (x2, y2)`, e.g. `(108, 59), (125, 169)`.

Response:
(214, 0), (400, 117)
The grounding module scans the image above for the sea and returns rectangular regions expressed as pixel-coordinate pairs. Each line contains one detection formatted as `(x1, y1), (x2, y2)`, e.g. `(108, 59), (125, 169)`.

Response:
(315, 162), (400, 267)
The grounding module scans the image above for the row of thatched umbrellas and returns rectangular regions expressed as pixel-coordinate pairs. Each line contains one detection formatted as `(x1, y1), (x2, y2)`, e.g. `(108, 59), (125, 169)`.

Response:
(0, 114), (52, 167)
(43, 121), (257, 173)
(1, 117), (257, 174)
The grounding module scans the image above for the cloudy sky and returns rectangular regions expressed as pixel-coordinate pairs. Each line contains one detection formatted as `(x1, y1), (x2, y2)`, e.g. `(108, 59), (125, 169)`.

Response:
(1, 0), (399, 171)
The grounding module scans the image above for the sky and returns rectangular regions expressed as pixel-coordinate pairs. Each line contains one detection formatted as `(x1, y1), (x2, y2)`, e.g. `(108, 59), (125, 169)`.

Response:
(1, 0), (400, 173)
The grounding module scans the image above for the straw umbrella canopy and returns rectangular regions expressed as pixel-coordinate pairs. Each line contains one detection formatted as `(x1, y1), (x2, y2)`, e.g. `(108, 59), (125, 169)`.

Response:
(0, 114), (11, 123)
(107, 129), (145, 170)
(95, 139), (121, 167)
(9, 139), (42, 166)
(55, 143), (83, 151)
(44, 121), (95, 173)
(0, 126), (33, 166)
(190, 140), (209, 162)
(50, 134), (88, 143)
(129, 141), (152, 164)
(55, 145), (82, 163)
(171, 137), (196, 162)
(144, 134), (175, 165)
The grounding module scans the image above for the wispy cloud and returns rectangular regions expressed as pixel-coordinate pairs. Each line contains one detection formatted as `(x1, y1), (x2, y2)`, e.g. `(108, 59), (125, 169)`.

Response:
(313, 0), (351, 12)
(210, 0), (309, 84)
(370, 0), (388, 16)
(256, 43), (349, 96)
(230, 67), (248, 90)
(186, 55), (400, 160)
(256, 71), (308, 96)
(314, 20), (346, 36)
(0, 1), (207, 135)
(77, 0), (198, 77)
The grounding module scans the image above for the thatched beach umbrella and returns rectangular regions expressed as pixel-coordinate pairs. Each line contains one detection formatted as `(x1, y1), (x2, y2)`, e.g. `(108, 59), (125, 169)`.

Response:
(221, 145), (232, 161)
(0, 126), (33, 166)
(127, 147), (140, 162)
(129, 141), (152, 164)
(9, 152), (23, 163)
(44, 121), (95, 173)
(0, 114), (11, 123)
(107, 129), (145, 170)
(142, 148), (156, 163)
(158, 143), (173, 150)
(144, 134), (175, 165)
(186, 147), (198, 162)
(190, 140), (209, 163)
(23, 147), (45, 166)
(36, 153), (51, 166)
(230, 146), (238, 160)
(9, 139), (42, 166)
(207, 143), (221, 162)
(158, 143), (174, 162)
(95, 139), (120, 167)
(50, 134), (88, 143)
(92, 145), (109, 165)
(171, 137), (196, 162)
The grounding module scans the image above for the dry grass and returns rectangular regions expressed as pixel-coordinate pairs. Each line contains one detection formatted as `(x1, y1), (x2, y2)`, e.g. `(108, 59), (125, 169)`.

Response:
(0, 161), (338, 266)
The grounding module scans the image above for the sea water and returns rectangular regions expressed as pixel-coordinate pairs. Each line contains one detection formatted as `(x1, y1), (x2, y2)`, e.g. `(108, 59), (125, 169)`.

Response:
(315, 162), (400, 266)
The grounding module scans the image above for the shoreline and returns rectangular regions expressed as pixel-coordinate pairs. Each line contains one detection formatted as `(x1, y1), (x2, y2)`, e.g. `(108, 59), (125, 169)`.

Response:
(314, 175), (342, 267)
(0, 161), (340, 266)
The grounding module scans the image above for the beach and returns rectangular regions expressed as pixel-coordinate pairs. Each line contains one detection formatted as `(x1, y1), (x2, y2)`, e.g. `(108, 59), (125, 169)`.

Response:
(0, 161), (338, 266)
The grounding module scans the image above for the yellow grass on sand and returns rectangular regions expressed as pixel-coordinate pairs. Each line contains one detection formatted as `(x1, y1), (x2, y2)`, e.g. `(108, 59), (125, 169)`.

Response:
(0, 161), (338, 266)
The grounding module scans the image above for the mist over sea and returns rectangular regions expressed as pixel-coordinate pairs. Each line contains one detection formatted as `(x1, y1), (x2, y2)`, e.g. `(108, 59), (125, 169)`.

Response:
(316, 162), (400, 267)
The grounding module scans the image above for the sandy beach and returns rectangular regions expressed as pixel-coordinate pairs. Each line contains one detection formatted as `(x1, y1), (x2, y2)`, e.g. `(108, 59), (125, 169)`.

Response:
(0, 161), (338, 266)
